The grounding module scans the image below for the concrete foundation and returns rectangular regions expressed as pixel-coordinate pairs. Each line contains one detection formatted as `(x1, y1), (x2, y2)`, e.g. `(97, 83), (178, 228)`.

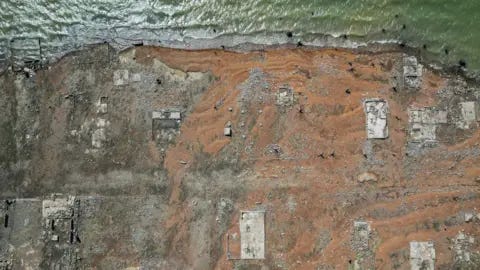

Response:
(240, 211), (265, 259)
(410, 241), (435, 270)
(364, 98), (388, 139)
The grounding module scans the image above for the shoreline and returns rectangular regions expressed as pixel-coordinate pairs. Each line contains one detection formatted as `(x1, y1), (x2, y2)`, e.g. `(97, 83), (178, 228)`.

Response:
(1, 32), (478, 83)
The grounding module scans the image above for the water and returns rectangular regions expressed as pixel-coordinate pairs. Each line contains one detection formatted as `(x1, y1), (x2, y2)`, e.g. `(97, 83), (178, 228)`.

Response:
(0, 0), (479, 74)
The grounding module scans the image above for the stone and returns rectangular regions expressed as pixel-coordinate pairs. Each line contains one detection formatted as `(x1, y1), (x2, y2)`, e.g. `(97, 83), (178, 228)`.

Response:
(464, 212), (474, 222)
(363, 98), (388, 139)
(240, 211), (265, 259)
(410, 241), (435, 270)
(357, 172), (378, 183)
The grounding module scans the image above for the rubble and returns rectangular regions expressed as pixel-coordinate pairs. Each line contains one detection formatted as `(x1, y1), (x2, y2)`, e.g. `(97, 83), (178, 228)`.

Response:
(240, 211), (265, 259)
(96, 97), (108, 114)
(403, 56), (423, 89)
(91, 118), (110, 149)
(265, 144), (283, 156)
(363, 98), (388, 139)
(352, 221), (370, 252)
(452, 232), (475, 263)
(42, 195), (75, 219)
(10, 37), (42, 71)
(410, 241), (435, 270)
(151, 109), (183, 142)
(276, 85), (295, 106)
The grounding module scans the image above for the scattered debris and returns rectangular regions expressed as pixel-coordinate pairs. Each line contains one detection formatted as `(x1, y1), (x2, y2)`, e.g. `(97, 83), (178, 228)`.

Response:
(410, 241), (435, 270)
(265, 144), (283, 156)
(363, 98), (388, 139)
(452, 232), (474, 263)
(240, 211), (265, 259)
(96, 96), (108, 114)
(42, 195), (75, 219)
(151, 109), (183, 142)
(352, 221), (370, 251)
(92, 118), (110, 148)
(276, 85), (295, 106)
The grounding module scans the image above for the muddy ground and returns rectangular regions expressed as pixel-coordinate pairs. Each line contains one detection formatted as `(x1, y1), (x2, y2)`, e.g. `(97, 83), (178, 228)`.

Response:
(0, 44), (479, 269)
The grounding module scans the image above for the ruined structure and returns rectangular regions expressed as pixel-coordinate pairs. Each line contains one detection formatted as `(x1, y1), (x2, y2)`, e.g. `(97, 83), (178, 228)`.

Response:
(403, 56), (423, 90)
(0, 45), (479, 269)
(276, 84), (295, 107)
(408, 107), (448, 142)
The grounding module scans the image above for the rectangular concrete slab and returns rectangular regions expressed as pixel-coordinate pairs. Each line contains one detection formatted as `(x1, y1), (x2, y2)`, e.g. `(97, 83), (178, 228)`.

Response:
(42, 196), (75, 219)
(364, 99), (388, 139)
(410, 241), (435, 270)
(403, 56), (423, 89)
(240, 211), (265, 259)
(113, 70), (129, 86)
(458, 101), (477, 129)
(353, 221), (370, 251)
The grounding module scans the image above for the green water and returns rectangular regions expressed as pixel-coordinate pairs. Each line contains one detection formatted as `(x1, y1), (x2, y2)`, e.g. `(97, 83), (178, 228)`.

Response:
(0, 0), (479, 74)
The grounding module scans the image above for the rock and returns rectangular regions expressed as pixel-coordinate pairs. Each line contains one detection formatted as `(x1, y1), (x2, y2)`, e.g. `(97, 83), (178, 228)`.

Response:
(464, 212), (474, 223)
(357, 172), (378, 183)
